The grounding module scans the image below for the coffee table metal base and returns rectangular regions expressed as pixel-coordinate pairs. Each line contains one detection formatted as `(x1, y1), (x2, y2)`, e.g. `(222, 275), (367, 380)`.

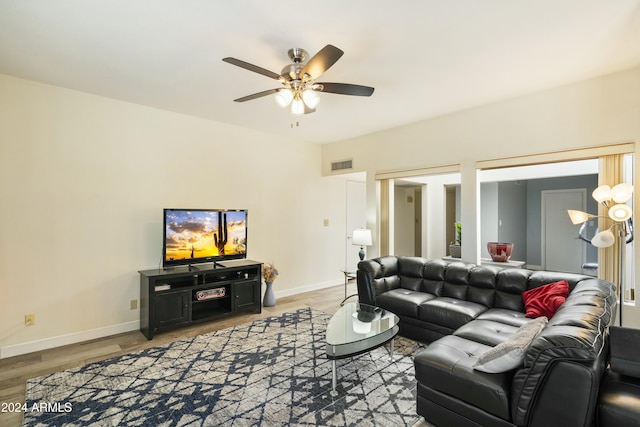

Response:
(325, 303), (400, 392)
(330, 337), (396, 391)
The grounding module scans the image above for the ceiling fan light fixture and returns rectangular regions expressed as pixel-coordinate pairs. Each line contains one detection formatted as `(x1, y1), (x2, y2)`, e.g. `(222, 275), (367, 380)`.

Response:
(223, 44), (374, 116)
(291, 96), (305, 115)
(275, 89), (294, 108)
(301, 88), (320, 109)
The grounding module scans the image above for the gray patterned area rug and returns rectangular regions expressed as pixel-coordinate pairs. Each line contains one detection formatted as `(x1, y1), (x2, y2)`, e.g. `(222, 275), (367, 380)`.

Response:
(24, 308), (424, 426)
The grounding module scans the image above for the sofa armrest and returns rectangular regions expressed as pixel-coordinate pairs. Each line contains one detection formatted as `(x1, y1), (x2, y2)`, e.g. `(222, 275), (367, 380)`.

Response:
(356, 269), (376, 306)
(356, 257), (400, 306)
(609, 326), (640, 378)
(524, 358), (606, 427)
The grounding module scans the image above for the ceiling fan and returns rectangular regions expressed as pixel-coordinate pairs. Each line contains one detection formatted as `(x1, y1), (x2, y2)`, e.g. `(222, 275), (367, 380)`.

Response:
(222, 44), (374, 115)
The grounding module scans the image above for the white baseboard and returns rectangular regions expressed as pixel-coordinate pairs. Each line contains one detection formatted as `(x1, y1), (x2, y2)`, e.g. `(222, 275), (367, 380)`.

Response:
(274, 278), (343, 299)
(1, 279), (346, 359)
(0, 320), (140, 359)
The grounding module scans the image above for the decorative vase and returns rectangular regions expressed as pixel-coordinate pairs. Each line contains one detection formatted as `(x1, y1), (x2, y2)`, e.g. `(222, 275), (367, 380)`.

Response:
(263, 281), (276, 307)
(449, 244), (461, 258)
(487, 242), (514, 262)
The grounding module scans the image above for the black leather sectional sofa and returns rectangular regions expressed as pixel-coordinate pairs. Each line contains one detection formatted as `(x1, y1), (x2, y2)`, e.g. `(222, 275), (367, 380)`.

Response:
(357, 256), (617, 427)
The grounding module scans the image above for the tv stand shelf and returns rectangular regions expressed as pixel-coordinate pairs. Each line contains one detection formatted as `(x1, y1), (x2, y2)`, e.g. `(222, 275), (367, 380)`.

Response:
(139, 259), (262, 340)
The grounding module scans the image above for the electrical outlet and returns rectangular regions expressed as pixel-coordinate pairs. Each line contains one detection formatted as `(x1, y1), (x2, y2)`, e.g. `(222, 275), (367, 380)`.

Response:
(130, 299), (138, 310)
(25, 314), (35, 326)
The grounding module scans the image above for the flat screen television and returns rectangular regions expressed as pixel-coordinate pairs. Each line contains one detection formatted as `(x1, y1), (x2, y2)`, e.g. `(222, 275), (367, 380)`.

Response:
(163, 208), (247, 268)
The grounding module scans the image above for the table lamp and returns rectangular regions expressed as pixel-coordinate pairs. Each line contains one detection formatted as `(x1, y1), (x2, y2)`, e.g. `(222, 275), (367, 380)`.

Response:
(353, 229), (373, 261)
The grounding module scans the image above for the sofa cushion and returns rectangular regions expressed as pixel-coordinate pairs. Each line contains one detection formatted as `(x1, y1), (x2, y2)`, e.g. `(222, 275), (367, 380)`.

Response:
(421, 260), (447, 295)
(527, 270), (587, 291)
(522, 280), (569, 318)
(476, 308), (530, 327)
(473, 316), (548, 373)
(494, 268), (530, 312)
(454, 319), (520, 347)
(442, 262), (474, 299)
(418, 297), (488, 330)
(397, 256), (427, 276)
(467, 266), (499, 307)
(376, 288), (435, 319)
(414, 335), (514, 421)
(398, 256), (429, 291)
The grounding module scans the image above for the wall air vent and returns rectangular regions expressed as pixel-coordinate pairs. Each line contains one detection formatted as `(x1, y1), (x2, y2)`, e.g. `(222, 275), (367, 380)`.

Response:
(331, 159), (353, 171)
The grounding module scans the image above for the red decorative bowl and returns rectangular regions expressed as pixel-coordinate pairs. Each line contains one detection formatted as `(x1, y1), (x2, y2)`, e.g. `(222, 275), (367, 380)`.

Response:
(487, 242), (514, 262)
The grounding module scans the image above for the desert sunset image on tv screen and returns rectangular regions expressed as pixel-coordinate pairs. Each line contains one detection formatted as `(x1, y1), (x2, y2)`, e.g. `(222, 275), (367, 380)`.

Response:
(164, 210), (247, 262)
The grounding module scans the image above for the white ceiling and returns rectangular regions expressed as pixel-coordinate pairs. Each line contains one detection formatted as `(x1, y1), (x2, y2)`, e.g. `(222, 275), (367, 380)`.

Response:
(1, 0), (639, 144)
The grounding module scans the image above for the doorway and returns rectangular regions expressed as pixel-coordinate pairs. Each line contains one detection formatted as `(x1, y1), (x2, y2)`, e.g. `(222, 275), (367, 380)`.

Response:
(394, 181), (423, 257)
(346, 180), (366, 272)
(541, 189), (587, 273)
(476, 160), (599, 269)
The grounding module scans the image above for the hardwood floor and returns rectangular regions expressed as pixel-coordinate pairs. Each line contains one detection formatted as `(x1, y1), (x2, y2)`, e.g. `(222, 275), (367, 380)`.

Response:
(0, 282), (428, 427)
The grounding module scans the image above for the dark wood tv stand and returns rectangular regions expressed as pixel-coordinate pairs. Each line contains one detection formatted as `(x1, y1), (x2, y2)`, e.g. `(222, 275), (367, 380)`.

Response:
(139, 259), (262, 340)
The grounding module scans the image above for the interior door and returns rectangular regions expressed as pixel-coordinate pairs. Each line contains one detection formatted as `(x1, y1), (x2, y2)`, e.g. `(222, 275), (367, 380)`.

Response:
(346, 180), (366, 272)
(542, 189), (587, 273)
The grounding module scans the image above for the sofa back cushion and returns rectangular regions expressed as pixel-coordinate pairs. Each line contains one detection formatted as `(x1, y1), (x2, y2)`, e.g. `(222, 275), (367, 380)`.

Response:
(527, 270), (590, 292)
(467, 267), (499, 307)
(442, 262), (473, 299)
(493, 269), (529, 311)
(396, 257), (450, 295)
(421, 260), (447, 295)
(360, 257), (600, 315)
(608, 326), (640, 378)
(492, 270), (587, 313)
(398, 256), (432, 292)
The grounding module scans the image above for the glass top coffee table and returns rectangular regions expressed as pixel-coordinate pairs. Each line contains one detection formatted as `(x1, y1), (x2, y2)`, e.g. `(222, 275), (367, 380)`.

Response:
(326, 302), (399, 391)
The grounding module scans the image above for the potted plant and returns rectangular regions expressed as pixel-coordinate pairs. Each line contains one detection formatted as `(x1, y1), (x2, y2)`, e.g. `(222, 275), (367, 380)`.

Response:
(449, 222), (462, 258)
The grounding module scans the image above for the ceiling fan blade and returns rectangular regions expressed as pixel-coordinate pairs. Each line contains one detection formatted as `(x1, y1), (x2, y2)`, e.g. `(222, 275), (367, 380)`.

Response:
(301, 45), (344, 80)
(317, 83), (375, 96)
(304, 104), (316, 114)
(233, 88), (280, 102)
(222, 57), (282, 80)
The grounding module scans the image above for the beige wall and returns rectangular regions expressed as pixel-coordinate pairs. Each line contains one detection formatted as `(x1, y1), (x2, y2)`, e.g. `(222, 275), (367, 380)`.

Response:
(2, 65), (639, 354)
(322, 66), (640, 327)
(0, 74), (348, 357)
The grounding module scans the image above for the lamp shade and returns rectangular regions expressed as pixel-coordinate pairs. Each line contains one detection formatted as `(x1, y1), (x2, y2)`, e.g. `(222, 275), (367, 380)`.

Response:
(611, 183), (634, 203)
(352, 229), (372, 246)
(592, 185), (612, 203)
(567, 210), (594, 225)
(301, 88), (320, 108)
(274, 89), (293, 107)
(591, 229), (616, 248)
(609, 204), (632, 222)
(291, 97), (305, 115)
